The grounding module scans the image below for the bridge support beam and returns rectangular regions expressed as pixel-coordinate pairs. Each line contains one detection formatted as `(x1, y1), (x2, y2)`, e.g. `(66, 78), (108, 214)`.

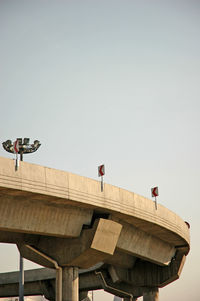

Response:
(62, 267), (79, 301)
(143, 288), (159, 301)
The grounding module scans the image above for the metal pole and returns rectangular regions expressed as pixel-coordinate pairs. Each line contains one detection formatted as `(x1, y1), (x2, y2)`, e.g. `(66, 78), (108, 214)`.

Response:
(155, 197), (157, 210)
(19, 255), (24, 301)
(15, 153), (19, 171)
(101, 176), (103, 192)
(19, 152), (24, 301)
(20, 152), (23, 162)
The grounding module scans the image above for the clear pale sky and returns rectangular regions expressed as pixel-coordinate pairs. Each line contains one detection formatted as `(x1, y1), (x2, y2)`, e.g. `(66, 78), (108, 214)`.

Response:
(0, 1), (199, 300)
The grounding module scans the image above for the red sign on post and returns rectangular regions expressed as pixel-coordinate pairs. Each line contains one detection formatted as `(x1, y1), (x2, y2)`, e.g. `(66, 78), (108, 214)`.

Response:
(151, 186), (159, 197)
(98, 164), (105, 192)
(98, 164), (105, 177)
(151, 186), (159, 210)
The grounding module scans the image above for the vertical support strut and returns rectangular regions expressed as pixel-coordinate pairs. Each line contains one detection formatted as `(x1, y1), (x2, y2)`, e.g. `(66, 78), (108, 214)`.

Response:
(62, 267), (79, 301)
(19, 255), (24, 301)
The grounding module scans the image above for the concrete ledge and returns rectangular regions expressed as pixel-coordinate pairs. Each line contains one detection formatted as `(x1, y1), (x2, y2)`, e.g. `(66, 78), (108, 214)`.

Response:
(0, 157), (190, 250)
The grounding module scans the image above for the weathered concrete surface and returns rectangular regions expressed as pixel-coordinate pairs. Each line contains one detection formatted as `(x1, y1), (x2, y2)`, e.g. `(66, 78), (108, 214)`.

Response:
(17, 218), (122, 269)
(0, 157), (190, 300)
(62, 267), (79, 301)
(0, 157), (189, 245)
(115, 220), (175, 266)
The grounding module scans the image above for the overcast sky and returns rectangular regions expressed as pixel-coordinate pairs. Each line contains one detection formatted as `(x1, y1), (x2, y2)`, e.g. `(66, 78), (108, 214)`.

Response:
(0, 1), (200, 300)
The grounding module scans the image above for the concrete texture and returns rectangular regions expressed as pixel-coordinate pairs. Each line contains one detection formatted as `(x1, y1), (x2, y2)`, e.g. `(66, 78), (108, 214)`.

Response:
(0, 157), (189, 244)
(62, 267), (79, 301)
(115, 221), (175, 265)
(0, 157), (190, 300)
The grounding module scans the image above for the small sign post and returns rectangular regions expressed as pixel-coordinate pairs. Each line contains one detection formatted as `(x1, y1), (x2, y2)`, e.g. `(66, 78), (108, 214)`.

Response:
(13, 139), (19, 171)
(151, 186), (159, 210)
(98, 164), (105, 192)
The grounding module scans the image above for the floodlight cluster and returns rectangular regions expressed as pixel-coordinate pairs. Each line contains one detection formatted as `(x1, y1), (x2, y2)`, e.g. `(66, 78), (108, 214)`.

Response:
(2, 138), (41, 154)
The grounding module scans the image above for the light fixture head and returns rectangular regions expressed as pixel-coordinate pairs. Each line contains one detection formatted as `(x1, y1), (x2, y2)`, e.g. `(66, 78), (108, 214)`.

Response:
(2, 138), (41, 155)
(23, 138), (30, 145)
(2, 140), (13, 153)
(17, 138), (23, 145)
(33, 140), (40, 148)
(5, 140), (12, 146)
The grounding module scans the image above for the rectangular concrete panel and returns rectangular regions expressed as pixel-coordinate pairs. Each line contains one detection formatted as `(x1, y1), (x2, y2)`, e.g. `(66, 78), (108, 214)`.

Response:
(0, 195), (92, 237)
(67, 219), (122, 269)
(91, 219), (122, 254)
(116, 222), (175, 266)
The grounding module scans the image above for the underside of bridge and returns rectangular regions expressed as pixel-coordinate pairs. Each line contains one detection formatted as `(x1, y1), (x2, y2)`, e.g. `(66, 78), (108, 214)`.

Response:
(0, 214), (188, 301)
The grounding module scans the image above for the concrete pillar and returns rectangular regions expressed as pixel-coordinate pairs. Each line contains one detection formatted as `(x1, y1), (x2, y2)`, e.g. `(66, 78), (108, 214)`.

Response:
(143, 288), (159, 301)
(56, 268), (62, 301)
(62, 267), (79, 301)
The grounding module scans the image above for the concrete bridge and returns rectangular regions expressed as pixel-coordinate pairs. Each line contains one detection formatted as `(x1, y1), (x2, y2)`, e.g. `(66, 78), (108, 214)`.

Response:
(0, 157), (190, 301)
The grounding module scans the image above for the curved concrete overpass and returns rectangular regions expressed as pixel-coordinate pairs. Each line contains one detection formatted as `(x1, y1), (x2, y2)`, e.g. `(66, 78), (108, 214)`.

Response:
(0, 157), (190, 301)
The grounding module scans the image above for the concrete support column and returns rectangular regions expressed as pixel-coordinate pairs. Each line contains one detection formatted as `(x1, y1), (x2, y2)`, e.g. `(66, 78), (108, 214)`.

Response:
(19, 255), (24, 301)
(56, 268), (62, 301)
(143, 288), (159, 301)
(62, 267), (79, 301)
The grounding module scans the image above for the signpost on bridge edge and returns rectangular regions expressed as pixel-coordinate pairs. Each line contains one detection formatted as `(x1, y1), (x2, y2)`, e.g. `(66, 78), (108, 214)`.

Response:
(151, 186), (159, 210)
(98, 164), (105, 192)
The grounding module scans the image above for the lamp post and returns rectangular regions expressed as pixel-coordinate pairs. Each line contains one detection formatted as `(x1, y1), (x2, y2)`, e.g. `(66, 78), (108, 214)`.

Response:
(2, 138), (41, 301)
(2, 138), (41, 165)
